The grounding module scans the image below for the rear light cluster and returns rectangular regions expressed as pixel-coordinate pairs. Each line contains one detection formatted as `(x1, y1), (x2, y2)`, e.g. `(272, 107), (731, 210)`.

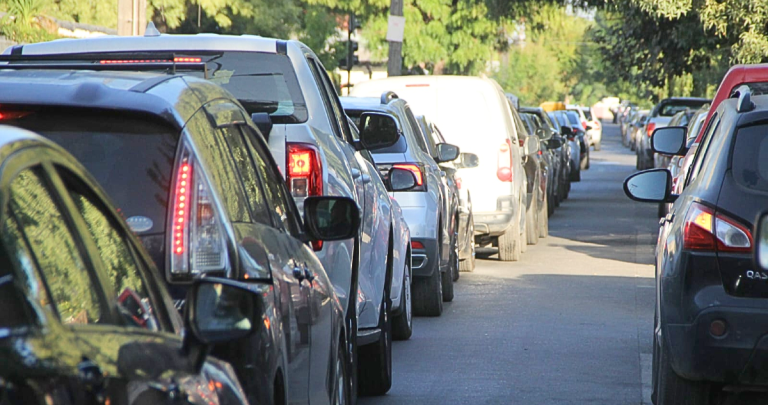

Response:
(497, 139), (514, 182)
(377, 163), (427, 191)
(287, 143), (323, 250)
(169, 147), (229, 276)
(581, 120), (588, 130)
(0, 111), (31, 120)
(411, 241), (424, 249)
(99, 57), (202, 65)
(646, 122), (657, 137)
(683, 202), (752, 253)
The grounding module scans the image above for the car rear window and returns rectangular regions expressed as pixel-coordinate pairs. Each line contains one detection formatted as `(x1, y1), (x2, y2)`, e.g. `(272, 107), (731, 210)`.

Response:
(732, 82), (768, 96)
(143, 51), (307, 124)
(657, 100), (710, 117)
(344, 109), (407, 153)
(565, 111), (581, 126)
(6, 109), (178, 234)
(582, 109), (593, 121)
(732, 123), (768, 192)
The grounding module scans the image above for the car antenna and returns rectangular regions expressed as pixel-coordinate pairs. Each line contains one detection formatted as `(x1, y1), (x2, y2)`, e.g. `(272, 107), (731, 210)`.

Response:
(145, 22), (161, 37)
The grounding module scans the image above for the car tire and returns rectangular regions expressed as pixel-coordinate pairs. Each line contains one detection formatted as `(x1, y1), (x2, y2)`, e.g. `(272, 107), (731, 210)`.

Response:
(519, 214), (528, 253)
(413, 264), (443, 316)
(539, 196), (549, 238)
(656, 339), (712, 405)
(658, 203), (668, 218)
(526, 197), (538, 245)
(333, 335), (350, 405)
(498, 221), (521, 261)
(451, 220), (460, 282)
(581, 148), (590, 170)
(392, 262), (412, 341)
(594, 141), (601, 151)
(571, 167), (581, 182)
(357, 299), (392, 396)
(459, 216), (475, 272)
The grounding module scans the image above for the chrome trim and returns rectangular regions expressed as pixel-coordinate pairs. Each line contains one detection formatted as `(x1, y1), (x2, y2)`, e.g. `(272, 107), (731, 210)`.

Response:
(412, 254), (428, 270)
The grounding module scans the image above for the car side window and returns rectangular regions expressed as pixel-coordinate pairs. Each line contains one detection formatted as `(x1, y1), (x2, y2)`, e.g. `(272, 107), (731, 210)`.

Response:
(59, 168), (159, 331)
(404, 108), (431, 155)
(8, 167), (104, 325)
(306, 57), (348, 142)
(312, 59), (354, 143)
(687, 115), (720, 186)
(221, 126), (273, 226)
(241, 126), (302, 235)
(0, 217), (44, 328)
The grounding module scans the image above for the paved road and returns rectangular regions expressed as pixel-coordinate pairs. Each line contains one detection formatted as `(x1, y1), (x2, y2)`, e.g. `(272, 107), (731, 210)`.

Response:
(361, 123), (660, 405)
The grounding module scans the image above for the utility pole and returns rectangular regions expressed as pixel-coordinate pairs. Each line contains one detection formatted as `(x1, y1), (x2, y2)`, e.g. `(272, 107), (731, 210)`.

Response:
(387, 0), (404, 77)
(117, 0), (147, 36)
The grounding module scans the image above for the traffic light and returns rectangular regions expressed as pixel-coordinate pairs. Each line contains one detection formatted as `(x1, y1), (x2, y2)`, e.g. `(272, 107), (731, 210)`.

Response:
(339, 14), (360, 72)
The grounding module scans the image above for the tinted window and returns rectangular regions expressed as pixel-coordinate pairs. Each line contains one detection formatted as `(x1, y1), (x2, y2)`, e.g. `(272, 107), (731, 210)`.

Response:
(345, 109), (408, 153)
(9, 168), (103, 325)
(222, 126), (272, 225)
(191, 51), (307, 123)
(405, 107), (432, 155)
(565, 111), (581, 126)
(731, 82), (768, 96)
(688, 116), (720, 184)
(732, 123), (768, 192)
(582, 109), (594, 121)
(8, 110), (177, 235)
(61, 169), (159, 330)
(657, 100), (710, 117)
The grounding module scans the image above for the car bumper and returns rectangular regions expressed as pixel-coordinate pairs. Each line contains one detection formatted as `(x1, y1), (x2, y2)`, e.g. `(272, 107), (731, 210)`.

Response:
(411, 237), (440, 277)
(666, 306), (768, 384)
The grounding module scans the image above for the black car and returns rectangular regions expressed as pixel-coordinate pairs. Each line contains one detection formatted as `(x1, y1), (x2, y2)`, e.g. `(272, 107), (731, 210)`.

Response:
(550, 110), (580, 185)
(0, 69), (360, 405)
(0, 125), (252, 405)
(564, 110), (590, 171)
(519, 107), (565, 216)
(624, 88), (768, 404)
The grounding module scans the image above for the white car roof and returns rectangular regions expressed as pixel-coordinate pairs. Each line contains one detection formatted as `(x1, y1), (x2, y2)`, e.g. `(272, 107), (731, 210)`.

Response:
(4, 34), (280, 55)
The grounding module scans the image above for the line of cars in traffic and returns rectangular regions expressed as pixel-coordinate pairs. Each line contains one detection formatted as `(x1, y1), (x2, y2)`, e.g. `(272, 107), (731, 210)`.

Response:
(0, 29), (592, 405)
(622, 63), (768, 404)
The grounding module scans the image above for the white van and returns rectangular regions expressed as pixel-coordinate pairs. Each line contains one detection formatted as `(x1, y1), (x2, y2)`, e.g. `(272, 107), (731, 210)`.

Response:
(351, 76), (534, 261)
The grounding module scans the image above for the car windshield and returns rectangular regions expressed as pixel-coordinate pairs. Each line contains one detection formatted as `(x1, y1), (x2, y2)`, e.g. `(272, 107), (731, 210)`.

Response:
(5, 108), (177, 235)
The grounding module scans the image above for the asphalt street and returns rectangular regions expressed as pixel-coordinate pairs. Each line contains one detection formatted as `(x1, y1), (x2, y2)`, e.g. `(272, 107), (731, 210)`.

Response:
(361, 123), (660, 405)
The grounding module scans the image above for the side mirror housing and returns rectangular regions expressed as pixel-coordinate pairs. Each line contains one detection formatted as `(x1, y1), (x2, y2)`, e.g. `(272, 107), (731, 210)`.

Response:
(303, 196), (360, 241)
(358, 112), (401, 150)
(754, 212), (768, 271)
(186, 278), (256, 345)
(388, 167), (418, 191)
(436, 143), (460, 163)
(457, 152), (479, 169)
(524, 136), (540, 156)
(250, 113), (273, 140)
(652, 126), (688, 156)
(623, 169), (676, 203)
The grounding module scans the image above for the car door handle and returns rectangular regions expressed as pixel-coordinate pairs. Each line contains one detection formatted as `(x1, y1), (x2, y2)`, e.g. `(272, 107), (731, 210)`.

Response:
(351, 168), (362, 179)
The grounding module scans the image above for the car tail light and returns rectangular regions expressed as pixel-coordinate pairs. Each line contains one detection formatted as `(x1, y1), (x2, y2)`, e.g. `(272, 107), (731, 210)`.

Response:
(582, 120), (588, 130)
(518, 139), (525, 147)
(99, 57), (202, 64)
(389, 163), (427, 192)
(0, 110), (32, 120)
(497, 139), (513, 182)
(646, 122), (657, 137)
(683, 202), (752, 252)
(287, 143), (323, 250)
(411, 241), (424, 249)
(455, 176), (462, 190)
(593, 120), (601, 129)
(169, 148), (229, 276)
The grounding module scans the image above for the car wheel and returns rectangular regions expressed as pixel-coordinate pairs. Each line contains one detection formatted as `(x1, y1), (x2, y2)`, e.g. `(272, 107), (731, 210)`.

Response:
(526, 196), (538, 245)
(539, 196), (549, 238)
(519, 213), (528, 253)
(333, 336), (349, 405)
(451, 219), (460, 282)
(392, 262), (412, 340)
(413, 263), (443, 316)
(584, 149), (590, 169)
(658, 203), (668, 218)
(594, 141), (601, 151)
(357, 298), (392, 396)
(497, 220), (521, 261)
(459, 216), (475, 272)
(571, 166), (581, 182)
(656, 339), (712, 405)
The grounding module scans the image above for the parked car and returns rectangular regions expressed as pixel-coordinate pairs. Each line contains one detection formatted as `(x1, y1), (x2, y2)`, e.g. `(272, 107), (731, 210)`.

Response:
(342, 93), (457, 315)
(511, 111), (546, 246)
(520, 106), (568, 213)
(658, 106), (709, 218)
(629, 110), (649, 153)
(636, 97), (710, 170)
(624, 89), (768, 405)
(520, 109), (556, 217)
(0, 69), (370, 405)
(415, 115), (478, 273)
(0, 124), (258, 405)
(654, 108), (698, 170)
(568, 105), (602, 151)
(564, 110), (590, 170)
(550, 110), (581, 183)
(3, 34), (404, 397)
(350, 76), (534, 262)
(621, 106), (639, 147)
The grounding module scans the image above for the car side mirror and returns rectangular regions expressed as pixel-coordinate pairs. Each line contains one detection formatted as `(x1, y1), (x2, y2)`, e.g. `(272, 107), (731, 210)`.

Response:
(436, 143), (460, 163)
(623, 169), (676, 203)
(358, 112), (401, 150)
(561, 126), (574, 137)
(388, 167), (418, 191)
(754, 212), (768, 271)
(547, 137), (563, 149)
(652, 126), (688, 156)
(303, 196), (360, 241)
(186, 278), (256, 345)
(524, 136), (540, 156)
(457, 152), (479, 169)
(250, 113), (273, 140)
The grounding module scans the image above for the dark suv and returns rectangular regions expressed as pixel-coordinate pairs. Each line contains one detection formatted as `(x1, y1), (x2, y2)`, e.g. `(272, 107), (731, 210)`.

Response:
(625, 88), (768, 404)
(0, 69), (358, 405)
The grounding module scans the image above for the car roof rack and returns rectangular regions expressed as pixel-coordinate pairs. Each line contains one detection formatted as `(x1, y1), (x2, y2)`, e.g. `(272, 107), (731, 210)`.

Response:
(381, 91), (399, 105)
(0, 52), (208, 79)
(732, 85), (755, 113)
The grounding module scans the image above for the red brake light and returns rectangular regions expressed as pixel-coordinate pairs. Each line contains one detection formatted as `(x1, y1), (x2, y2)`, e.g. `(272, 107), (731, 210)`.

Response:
(683, 203), (715, 250)
(497, 140), (513, 182)
(582, 120), (588, 130)
(647, 122), (657, 137)
(455, 176), (462, 190)
(99, 57), (202, 64)
(173, 57), (202, 63)
(0, 111), (31, 120)
(411, 241), (425, 249)
(287, 143), (322, 198)
(392, 164), (423, 186)
(405, 84), (430, 87)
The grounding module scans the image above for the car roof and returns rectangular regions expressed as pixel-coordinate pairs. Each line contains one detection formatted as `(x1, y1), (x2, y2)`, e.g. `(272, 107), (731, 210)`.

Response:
(721, 93), (768, 127)
(0, 70), (220, 129)
(4, 34), (282, 55)
(340, 96), (404, 114)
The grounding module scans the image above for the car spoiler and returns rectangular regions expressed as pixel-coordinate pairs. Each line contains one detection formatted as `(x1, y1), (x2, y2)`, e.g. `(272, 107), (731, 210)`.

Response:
(0, 53), (208, 78)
